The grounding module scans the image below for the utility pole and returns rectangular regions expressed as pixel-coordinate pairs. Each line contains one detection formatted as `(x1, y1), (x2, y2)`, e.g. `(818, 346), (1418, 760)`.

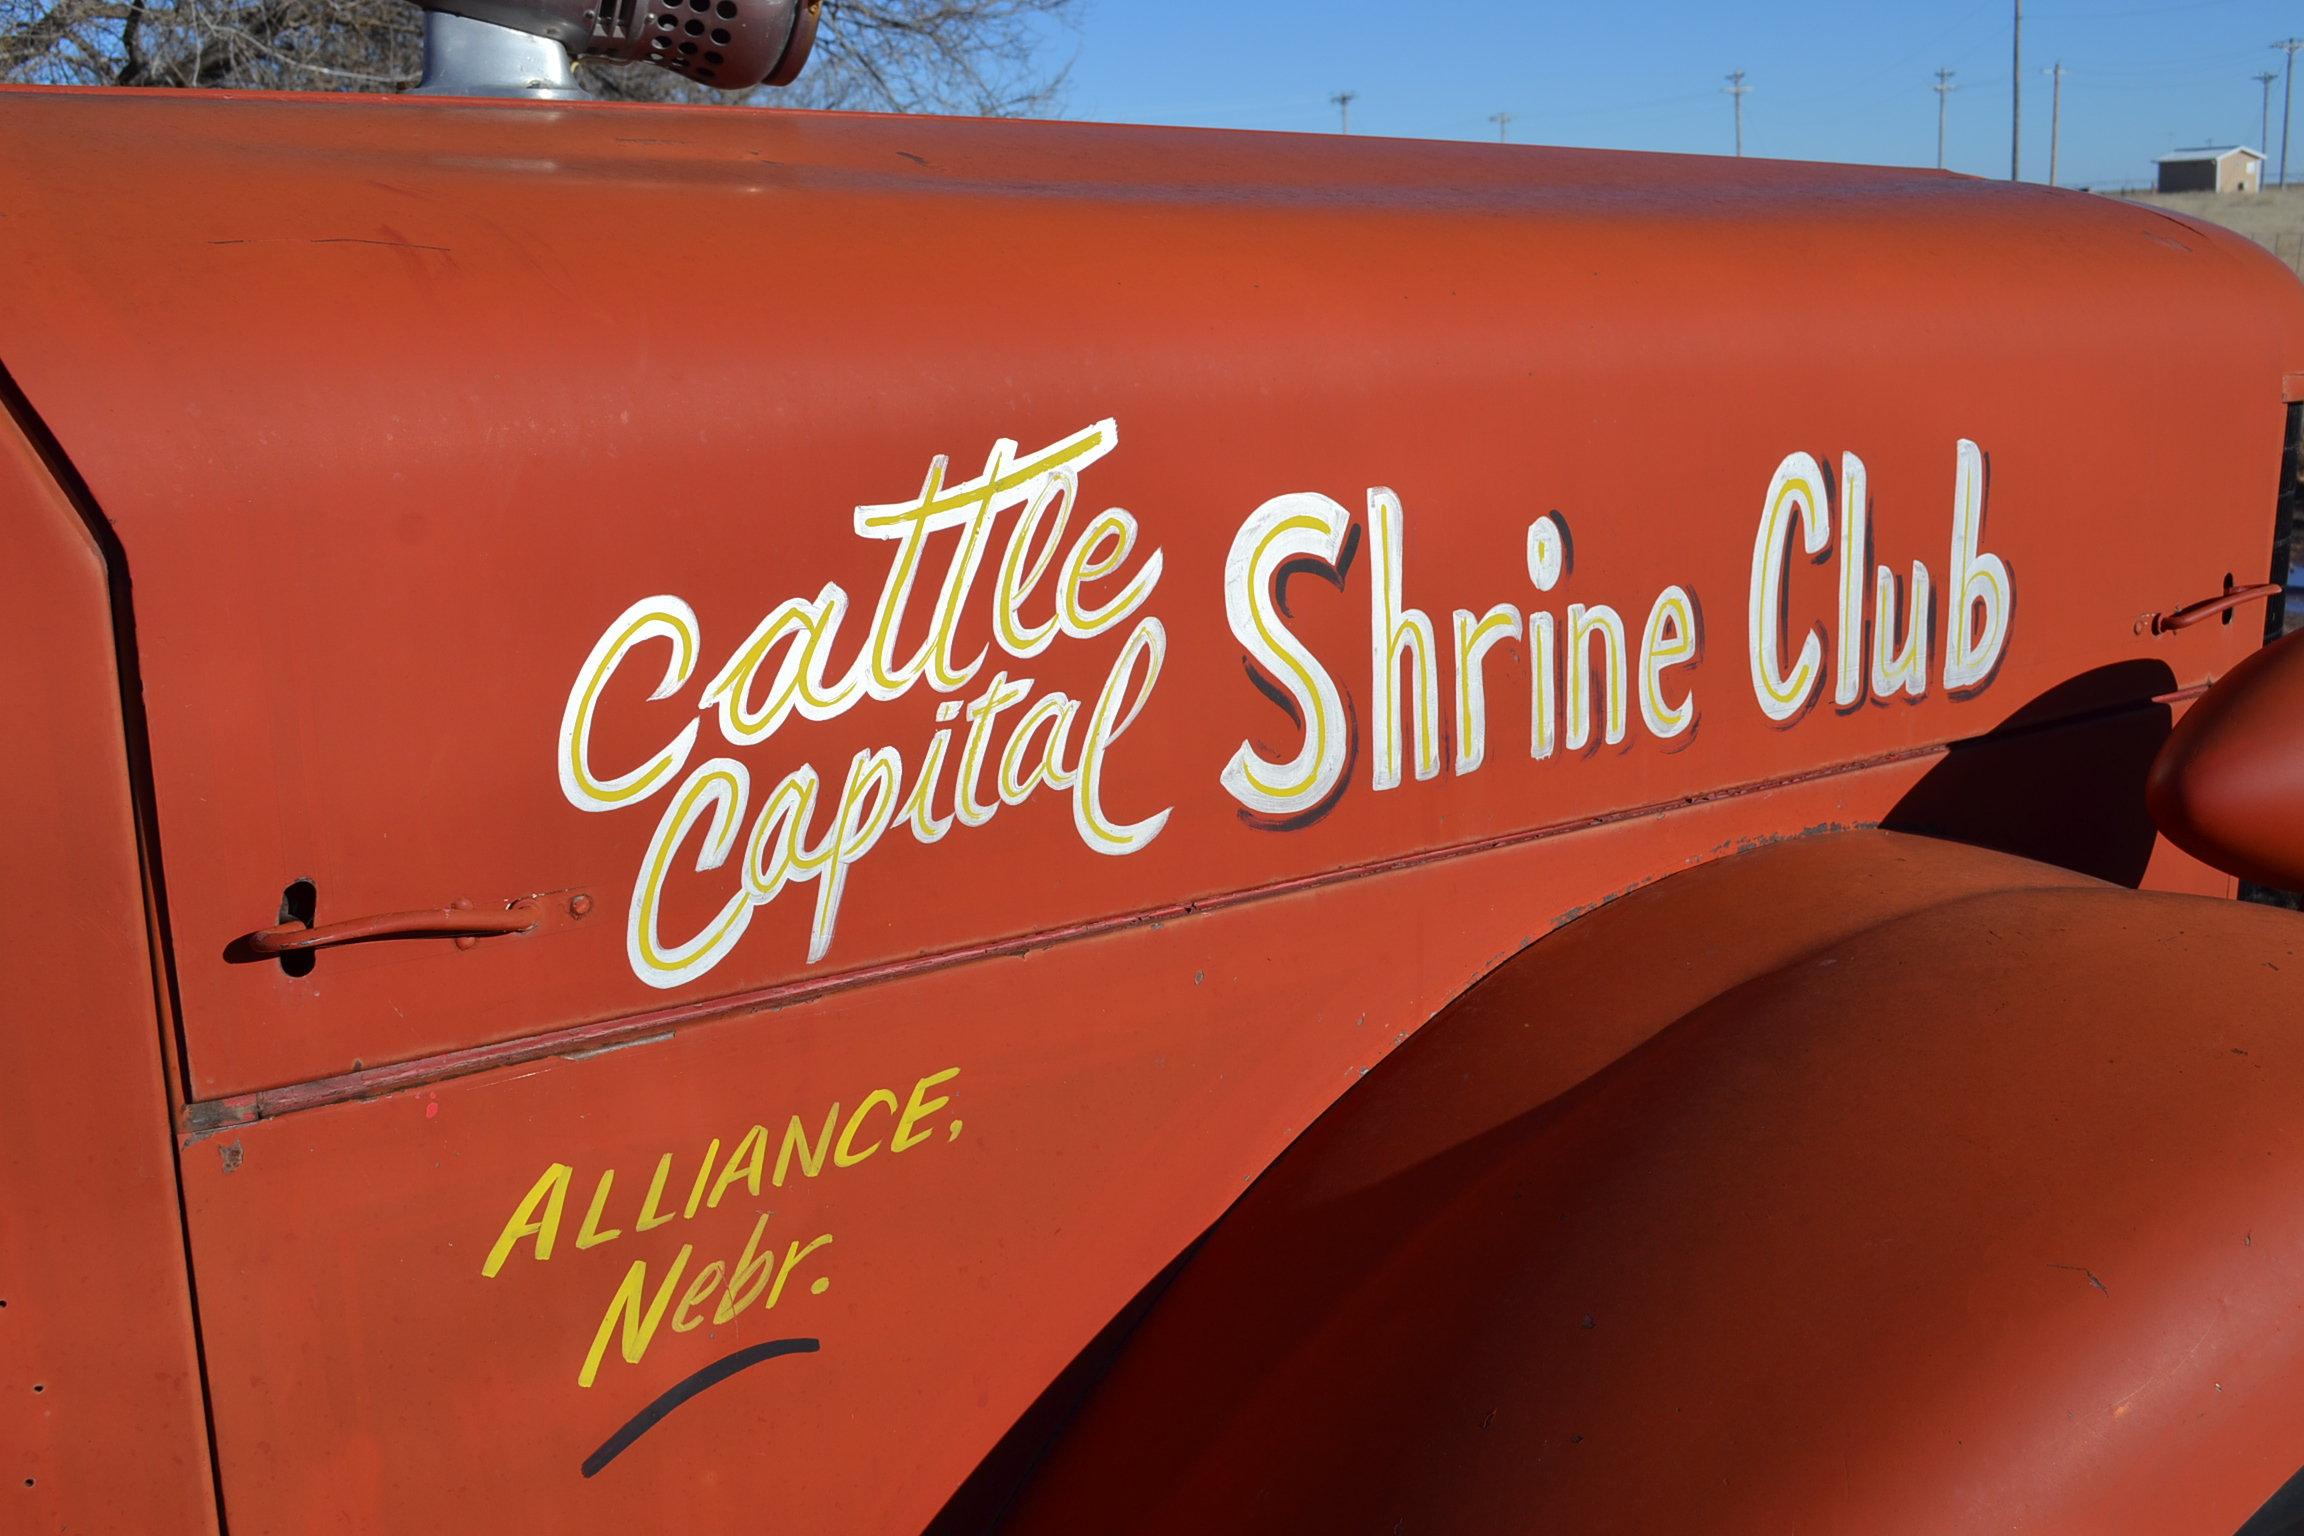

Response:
(2276, 40), (2304, 185)
(1490, 112), (1513, 143)
(2011, 0), (2023, 180)
(1933, 68), (1957, 170)
(2259, 69), (2280, 155)
(1724, 69), (1750, 157)
(1331, 90), (1356, 134)
(2044, 62), (2067, 187)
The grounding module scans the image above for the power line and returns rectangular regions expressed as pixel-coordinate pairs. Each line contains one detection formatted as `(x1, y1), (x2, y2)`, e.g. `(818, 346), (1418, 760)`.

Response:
(2062, 43), (2291, 78)
(1723, 69), (1751, 156)
(1933, 67), (1958, 169)
(1330, 89), (1357, 135)
(1540, 87), (1722, 122)
(1807, 0), (2000, 111)
(1490, 111), (1513, 143)
(2040, 0), (2255, 18)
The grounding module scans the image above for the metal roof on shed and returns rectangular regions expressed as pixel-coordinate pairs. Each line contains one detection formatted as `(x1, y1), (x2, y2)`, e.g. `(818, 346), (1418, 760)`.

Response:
(2158, 144), (2264, 163)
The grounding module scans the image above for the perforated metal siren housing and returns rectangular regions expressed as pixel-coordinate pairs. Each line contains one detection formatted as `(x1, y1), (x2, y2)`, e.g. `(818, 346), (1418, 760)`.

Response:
(423, 0), (818, 90)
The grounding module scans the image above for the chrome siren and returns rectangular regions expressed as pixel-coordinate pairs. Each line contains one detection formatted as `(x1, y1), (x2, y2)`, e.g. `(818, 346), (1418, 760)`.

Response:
(412, 0), (818, 99)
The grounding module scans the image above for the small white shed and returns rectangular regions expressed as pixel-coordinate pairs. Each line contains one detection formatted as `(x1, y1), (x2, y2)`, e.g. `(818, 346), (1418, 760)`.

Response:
(2155, 145), (2265, 194)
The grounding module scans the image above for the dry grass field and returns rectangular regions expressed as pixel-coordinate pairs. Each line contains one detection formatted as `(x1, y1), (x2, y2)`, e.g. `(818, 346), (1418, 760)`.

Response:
(2101, 185), (2304, 276)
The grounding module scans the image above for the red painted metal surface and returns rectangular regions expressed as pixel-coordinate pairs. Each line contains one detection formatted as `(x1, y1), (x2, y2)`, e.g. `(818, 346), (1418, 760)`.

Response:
(2152, 625), (2304, 888)
(0, 403), (217, 1531)
(0, 87), (2286, 1103)
(0, 80), (2294, 1534)
(1004, 833), (2304, 1534)
(170, 765), (2113, 1534)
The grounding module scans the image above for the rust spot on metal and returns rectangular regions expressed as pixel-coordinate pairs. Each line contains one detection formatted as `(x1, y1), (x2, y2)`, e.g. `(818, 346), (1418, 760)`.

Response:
(2050, 1262), (2109, 1296)
(559, 1030), (675, 1063)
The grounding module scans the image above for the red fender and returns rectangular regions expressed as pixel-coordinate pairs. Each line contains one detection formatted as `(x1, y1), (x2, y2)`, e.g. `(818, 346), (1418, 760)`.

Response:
(1001, 832), (2304, 1535)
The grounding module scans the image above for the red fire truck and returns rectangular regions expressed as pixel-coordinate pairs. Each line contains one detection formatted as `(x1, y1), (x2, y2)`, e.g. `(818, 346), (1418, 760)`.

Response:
(11, 2), (2304, 1530)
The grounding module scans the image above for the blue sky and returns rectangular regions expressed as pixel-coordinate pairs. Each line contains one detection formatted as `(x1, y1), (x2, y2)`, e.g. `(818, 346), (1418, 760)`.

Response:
(1056, 0), (2304, 189)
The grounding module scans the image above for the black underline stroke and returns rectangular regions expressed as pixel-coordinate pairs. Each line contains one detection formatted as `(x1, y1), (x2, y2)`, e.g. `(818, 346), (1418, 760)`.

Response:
(581, 1337), (821, 1478)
